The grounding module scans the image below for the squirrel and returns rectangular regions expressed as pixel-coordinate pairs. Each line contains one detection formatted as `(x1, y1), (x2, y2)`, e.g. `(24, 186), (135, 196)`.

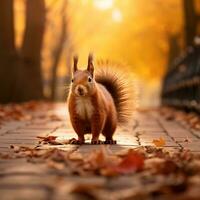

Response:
(68, 54), (135, 144)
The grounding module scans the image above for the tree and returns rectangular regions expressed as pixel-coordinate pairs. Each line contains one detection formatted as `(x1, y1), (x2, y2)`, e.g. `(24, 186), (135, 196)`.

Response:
(183, 0), (200, 46)
(0, 0), (46, 103)
(50, 0), (67, 101)
(0, 0), (16, 103)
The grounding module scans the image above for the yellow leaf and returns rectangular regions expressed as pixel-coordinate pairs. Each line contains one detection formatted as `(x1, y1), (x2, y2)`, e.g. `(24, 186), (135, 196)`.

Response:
(152, 137), (166, 147)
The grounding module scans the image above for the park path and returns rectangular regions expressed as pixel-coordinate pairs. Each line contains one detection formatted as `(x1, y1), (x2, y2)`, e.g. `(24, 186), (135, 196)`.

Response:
(0, 103), (200, 199)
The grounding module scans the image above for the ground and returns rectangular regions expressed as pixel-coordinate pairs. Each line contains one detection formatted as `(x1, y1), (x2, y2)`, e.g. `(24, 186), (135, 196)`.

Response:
(0, 103), (200, 200)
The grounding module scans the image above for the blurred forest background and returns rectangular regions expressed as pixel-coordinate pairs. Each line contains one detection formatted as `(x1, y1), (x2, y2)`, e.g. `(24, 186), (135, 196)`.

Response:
(0, 0), (200, 107)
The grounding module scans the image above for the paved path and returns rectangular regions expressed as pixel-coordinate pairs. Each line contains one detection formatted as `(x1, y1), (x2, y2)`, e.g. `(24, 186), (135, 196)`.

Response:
(0, 103), (200, 199)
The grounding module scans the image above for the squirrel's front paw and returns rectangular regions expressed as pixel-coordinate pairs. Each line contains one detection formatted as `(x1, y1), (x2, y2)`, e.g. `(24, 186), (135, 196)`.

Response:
(91, 140), (103, 145)
(69, 138), (84, 145)
(104, 140), (117, 144)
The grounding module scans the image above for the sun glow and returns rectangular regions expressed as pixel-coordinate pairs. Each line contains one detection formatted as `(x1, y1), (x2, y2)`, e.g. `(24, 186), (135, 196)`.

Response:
(93, 0), (113, 10)
(112, 9), (122, 22)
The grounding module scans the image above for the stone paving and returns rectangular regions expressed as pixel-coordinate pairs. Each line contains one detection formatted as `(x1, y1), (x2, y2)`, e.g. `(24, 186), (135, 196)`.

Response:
(0, 103), (200, 199)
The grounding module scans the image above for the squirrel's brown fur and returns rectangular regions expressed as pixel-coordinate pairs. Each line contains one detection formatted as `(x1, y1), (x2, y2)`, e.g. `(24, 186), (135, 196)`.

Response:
(67, 54), (135, 144)
(95, 66), (135, 125)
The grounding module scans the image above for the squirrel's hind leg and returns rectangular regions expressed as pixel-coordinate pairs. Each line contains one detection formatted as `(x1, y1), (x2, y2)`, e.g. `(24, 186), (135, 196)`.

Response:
(91, 115), (105, 145)
(103, 133), (117, 144)
(102, 120), (117, 145)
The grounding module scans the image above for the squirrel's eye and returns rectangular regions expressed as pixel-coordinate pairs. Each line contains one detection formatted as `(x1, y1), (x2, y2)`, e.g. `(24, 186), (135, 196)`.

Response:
(71, 79), (74, 83)
(88, 77), (92, 82)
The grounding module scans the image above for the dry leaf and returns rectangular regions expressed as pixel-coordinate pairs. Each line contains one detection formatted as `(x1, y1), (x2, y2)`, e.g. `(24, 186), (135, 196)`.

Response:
(84, 146), (120, 171)
(37, 136), (57, 141)
(68, 152), (84, 161)
(101, 151), (144, 176)
(47, 160), (65, 170)
(152, 137), (166, 147)
(6, 141), (200, 199)
(37, 136), (71, 145)
(0, 152), (13, 159)
(37, 135), (60, 145)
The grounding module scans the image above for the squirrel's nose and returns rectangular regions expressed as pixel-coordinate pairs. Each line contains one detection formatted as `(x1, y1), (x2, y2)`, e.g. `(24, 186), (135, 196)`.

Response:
(78, 87), (84, 95)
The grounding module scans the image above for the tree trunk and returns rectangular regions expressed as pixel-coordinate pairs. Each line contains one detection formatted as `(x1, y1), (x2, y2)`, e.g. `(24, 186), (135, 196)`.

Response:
(14, 0), (46, 102)
(50, 18), (67, 100)
(0, 0), (17, 103)
(183, 0), (197, 46)
(50, 2), (67, 101)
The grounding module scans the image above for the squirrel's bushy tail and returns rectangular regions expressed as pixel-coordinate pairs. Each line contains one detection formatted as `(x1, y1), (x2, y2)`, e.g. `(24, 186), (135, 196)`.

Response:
(95, 65), (137, 126)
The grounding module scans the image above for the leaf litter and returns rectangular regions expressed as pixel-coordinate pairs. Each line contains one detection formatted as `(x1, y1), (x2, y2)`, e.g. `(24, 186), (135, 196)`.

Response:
(0, 143), (200, 199)
(0, 101), (62, 127)
(161, 107), (200, 130)
(1, 104), (200, 199)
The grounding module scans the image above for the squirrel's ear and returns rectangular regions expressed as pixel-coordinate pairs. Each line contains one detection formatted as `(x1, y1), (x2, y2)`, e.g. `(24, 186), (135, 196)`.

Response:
(87, 53), (94, 77)
(73, 55), (78, 73)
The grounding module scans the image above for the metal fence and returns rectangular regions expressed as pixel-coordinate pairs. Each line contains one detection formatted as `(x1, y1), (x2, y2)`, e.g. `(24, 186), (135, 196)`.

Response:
(161, 44), (200, 112)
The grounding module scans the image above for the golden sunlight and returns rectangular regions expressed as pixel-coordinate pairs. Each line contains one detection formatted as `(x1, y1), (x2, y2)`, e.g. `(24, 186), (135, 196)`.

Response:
(12, 0), (186, 105)
(112, 9), (122, 22)
(93, 0), (113, 10)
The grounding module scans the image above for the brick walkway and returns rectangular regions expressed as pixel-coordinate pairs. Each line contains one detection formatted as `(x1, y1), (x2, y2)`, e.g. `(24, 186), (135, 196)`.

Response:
(0, 103), (200, 199)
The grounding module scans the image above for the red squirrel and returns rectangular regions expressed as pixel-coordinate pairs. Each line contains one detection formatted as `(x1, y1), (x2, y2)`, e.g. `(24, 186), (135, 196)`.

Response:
(68, 54), (134, 144)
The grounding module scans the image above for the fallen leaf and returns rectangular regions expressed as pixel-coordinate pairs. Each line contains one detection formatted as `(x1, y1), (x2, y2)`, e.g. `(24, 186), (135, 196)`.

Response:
(37, 136), (57, 141)
(47, 160), (65, 170)
(37, 136), (60, 144)
(0, 152), (13, 159)
(117, 151), (144, 172)
(37, 136), (71, 145)
(152, 137), (166, 147)
(68, 152), (84, 161)
(10, 145), (41, 158)
(101, 150), (144, 176)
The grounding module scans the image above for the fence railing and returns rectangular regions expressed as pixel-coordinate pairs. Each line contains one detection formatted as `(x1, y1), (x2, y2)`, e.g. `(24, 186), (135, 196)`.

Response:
(161, 44), (200, 112)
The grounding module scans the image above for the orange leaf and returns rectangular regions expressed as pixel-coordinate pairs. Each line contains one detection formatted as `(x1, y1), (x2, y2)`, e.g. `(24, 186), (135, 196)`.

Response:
(116, 151), (144, 173)
(152, 137), (166, 147)
(101, 151), (144, 176)
(37, 136), (57, 142)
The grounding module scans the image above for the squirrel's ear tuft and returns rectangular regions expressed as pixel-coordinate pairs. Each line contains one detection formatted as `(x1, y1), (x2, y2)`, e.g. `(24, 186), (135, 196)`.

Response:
(73, 55), (78, 73)
(87, 53), (94, 77)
